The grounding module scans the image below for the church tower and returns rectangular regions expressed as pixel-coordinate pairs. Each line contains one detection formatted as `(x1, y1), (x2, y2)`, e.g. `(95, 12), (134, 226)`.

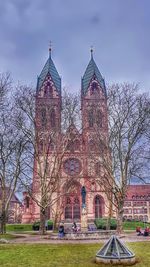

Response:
(22, 48), (62, 223)
(36, 47), (61, 134)
(81, 49), (109, 221)
(81, 48), (107, 133)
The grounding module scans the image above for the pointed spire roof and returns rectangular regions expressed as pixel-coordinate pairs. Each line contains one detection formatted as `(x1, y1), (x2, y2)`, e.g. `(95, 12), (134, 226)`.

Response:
(81, 50), (106, 96)
(96, 235), (135, 260)
(37, 48), (61, 92)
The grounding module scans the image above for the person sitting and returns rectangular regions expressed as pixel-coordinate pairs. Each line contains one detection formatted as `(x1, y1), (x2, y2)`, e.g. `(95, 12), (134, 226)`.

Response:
(58, 222), (65, 238)
(144, 226), (150, 236)
(72, 222), (77, 233)
(136, 226), (143, 236)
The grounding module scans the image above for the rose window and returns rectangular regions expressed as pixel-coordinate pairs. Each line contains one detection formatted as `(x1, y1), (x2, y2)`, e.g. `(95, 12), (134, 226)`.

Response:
(63, 158), (81, 176)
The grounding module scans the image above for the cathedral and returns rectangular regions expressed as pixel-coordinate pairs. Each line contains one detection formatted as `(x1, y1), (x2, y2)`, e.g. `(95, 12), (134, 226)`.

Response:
(22, 49), (110, 224)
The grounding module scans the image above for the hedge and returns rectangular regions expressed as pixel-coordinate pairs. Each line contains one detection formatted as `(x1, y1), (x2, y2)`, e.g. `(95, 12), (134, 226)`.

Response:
(94, 218), (117, 230)
(6, 224), (32, 232)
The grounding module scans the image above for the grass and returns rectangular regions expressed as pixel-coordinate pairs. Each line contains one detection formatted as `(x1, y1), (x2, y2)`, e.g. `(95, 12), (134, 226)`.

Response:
(0, 242), (150, 267)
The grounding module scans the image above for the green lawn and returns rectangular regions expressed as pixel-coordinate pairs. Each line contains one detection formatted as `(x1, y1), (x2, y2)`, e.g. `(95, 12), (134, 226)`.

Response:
(0, 242), (149, 267)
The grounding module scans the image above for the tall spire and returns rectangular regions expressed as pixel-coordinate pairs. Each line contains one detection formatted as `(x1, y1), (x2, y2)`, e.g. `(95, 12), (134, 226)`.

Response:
(36, 45), (61, 93)
(81, 50), (106, 96)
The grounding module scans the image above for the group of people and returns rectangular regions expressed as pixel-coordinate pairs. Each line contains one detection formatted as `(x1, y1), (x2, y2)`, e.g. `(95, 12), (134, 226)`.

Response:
(136, 226), (150, 236)
(58, 221), (80, 238)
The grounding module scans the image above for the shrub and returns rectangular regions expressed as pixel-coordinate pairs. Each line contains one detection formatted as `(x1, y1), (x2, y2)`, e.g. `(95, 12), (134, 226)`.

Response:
(6, 224), (32, 232)
(94, 218), (117, 230)
(32, 220), (53, 231)
(32, 221), (40, 231)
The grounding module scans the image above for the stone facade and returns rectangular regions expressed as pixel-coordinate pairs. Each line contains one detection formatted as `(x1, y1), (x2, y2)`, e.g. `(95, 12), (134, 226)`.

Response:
(22, 52), (150, 225)
(22, 51), (110, 223)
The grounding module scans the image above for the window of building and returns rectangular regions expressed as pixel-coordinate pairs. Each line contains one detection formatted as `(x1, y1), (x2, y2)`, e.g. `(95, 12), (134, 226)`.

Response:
(88, 109), (94, 127)
(50, 109), (56, 128)
(96, 110), (103, 128)
(63, 158), (81, 176)
(41, 108), (47, 127)
(95, 195), (104, 218)
(88, 139), (95, 151)
(91, 82), (98, 95)
(74, 140), (80, 151)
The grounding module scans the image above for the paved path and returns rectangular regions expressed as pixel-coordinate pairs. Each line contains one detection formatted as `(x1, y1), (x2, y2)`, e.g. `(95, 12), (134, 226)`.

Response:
(8, 232), (150, 244)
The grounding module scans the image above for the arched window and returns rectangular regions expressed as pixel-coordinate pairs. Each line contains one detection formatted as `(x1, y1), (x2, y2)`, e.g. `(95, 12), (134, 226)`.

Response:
(41, 108), (47, 127)
(65, 196), (80, 220)
(44, 81), (52, 97)
(96, 110), (103, 127)
(50, 109), (56, 128)
(91, 82), (98, 94)
(88, 109), (94, 127)
(74, 140), (80, 151)
(89, 139), (95, 151)
(66, 141), (74, 152)
(94, 195), (104, 218)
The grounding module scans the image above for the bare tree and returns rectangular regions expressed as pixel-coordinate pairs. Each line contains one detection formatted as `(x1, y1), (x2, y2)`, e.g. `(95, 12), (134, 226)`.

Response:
(89, 83), (150, 233)
(0, 73), (26, 234)
(15, 86), (80, 234)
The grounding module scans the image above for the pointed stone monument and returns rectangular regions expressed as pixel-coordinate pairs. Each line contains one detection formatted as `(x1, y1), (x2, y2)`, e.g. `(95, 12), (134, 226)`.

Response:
(96, 235), (136, 265)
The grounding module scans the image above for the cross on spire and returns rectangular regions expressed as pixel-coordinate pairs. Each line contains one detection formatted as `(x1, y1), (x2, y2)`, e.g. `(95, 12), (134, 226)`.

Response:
(49, 41), (52, 57)
(90, 45), (94, 58)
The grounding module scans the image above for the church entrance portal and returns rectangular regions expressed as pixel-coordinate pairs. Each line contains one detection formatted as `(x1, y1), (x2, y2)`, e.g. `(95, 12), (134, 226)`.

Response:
(65, 195), (80, 221)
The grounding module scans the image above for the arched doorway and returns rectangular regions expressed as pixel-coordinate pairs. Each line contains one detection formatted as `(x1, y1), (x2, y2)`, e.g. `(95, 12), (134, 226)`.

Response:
(94, 195), (104, 218)
(64, 182), (81, 222)
(65, 195), (80, 221)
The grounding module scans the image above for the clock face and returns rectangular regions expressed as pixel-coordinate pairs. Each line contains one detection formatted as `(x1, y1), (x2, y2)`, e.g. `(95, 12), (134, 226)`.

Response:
(63, 158), (81, 176)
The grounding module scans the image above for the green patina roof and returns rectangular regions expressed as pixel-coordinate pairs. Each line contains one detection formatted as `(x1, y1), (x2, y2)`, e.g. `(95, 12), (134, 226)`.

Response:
(82, 55), (106, 96)
(36, 54), (61, 92)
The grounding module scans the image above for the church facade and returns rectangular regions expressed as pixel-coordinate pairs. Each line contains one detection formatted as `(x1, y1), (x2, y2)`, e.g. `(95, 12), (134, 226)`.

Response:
(22, 50), (110, 224)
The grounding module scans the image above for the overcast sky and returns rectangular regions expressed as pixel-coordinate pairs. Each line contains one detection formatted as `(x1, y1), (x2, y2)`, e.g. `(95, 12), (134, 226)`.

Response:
(0, 0), (150, 92)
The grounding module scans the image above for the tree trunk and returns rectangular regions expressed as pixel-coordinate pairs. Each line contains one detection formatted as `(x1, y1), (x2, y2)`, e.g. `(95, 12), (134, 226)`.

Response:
(53, 212), (59, 231)
(106, 200), (113, 230)
(40, 208), (46, 235)
(117, 204), (124, 234)
(0, 208), (7, 234)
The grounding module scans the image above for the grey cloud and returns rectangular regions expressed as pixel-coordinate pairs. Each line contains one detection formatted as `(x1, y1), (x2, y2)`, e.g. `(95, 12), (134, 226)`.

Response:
(0, 0), (149, 91)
